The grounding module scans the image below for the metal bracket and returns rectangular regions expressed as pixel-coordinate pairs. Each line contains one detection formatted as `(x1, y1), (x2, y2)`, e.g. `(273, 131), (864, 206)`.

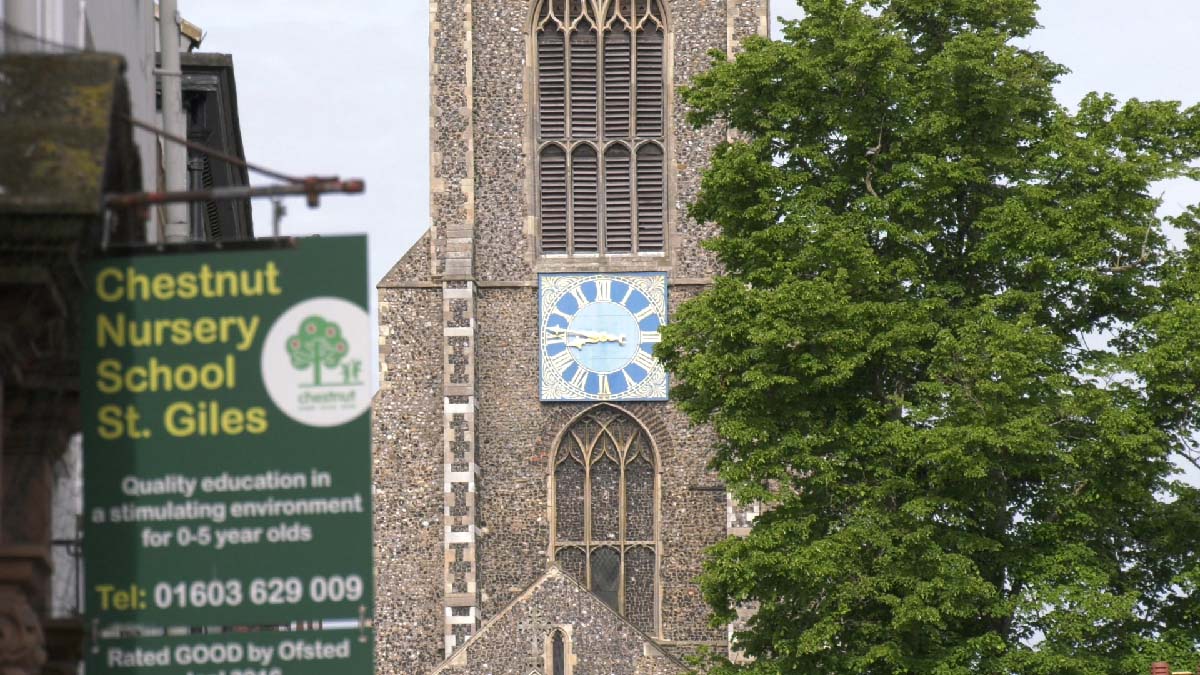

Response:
(358, 604), (373, 643)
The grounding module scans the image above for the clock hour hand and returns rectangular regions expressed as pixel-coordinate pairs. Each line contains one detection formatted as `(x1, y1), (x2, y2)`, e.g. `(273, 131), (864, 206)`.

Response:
(571, 328), (627, 346)
(547, 326), (627, 348)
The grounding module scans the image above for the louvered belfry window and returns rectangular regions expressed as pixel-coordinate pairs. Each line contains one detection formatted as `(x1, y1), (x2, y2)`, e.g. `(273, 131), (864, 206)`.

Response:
(534, 0), (666, 255)
(552, 406), (657, 633)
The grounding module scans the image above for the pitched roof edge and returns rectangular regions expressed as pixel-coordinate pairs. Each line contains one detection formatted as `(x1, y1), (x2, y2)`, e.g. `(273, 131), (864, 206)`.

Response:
(430, 567), (560, 674)
(549, 566), (691, 670)
(430, 565), (691, 673)
(377, 228), (433, 288)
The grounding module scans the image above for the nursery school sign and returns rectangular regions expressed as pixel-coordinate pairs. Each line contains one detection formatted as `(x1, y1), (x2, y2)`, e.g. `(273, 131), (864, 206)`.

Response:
(82, 236), (374, 675)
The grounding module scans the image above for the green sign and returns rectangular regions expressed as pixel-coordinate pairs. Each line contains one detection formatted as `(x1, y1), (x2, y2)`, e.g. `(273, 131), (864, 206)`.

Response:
(82, 236), (373, 634)
(88, 629), (373, 675)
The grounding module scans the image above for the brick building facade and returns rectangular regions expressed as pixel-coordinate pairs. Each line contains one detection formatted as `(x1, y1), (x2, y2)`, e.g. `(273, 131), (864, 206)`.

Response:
(372, 0), (768, 672)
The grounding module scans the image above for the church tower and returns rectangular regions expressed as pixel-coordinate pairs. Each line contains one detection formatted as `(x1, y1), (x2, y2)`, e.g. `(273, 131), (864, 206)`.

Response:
(373, 0), (768, 671)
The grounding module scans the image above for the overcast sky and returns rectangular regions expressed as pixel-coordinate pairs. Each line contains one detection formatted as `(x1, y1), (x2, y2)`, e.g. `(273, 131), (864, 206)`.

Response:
(183, 0), (1200, 481)
(184, 0), (1200, 288)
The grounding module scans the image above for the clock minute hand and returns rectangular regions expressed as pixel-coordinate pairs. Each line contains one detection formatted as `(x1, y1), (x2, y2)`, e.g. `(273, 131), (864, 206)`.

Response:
(546, 326), (589, 349)
(569, 328), (626, 346)
(547, 326), (627, 347)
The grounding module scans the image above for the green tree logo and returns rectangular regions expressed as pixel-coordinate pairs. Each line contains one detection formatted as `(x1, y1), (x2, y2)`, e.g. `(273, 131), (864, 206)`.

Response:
(286, 315), (348, 386)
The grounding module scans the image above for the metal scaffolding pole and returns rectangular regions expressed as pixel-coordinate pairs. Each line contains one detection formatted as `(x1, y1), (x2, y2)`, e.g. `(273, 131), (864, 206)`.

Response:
(104, 178), (366, 209)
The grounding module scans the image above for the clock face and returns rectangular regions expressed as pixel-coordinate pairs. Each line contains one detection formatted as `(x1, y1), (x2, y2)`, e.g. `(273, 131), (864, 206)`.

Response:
(539, 273), (668, 402)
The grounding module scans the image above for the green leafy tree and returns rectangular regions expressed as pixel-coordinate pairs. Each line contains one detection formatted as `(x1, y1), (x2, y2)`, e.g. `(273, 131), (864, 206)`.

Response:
(657, 1), (1200, 672)
(286, 315), (348, 385)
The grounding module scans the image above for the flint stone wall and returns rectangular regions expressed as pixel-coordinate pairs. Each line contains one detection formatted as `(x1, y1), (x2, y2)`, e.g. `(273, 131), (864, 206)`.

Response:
(473, 287), (727, 644)
(373, 0), (769, 671)
(464, 0), (768, 281)
(434, 569), (688, 675)
(373, 286), (444, 673)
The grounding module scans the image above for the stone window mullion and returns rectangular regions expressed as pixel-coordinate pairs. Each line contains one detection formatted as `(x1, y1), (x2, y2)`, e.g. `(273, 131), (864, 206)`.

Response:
(565, 146), (574, 253)
(535, 0), (665, 256)
(626, 11), (637, 139)
(563, 11), (574, 253)
(595, 14), (607, 255)
(582, 434), (593, 590)
(563, 15), (573, 140)
(626, 12), (640, 253)
(550, 407), (659, 633)
(631, 140), (641, 254)
(616, 439), (627, 615)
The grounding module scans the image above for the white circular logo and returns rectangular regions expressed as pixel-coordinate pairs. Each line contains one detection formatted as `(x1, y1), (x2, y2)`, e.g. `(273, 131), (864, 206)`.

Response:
(261, 297), (371, 427)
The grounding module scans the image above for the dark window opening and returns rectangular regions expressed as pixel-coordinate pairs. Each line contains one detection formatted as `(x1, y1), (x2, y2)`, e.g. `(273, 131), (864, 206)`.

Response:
(551, 629), (566, 675)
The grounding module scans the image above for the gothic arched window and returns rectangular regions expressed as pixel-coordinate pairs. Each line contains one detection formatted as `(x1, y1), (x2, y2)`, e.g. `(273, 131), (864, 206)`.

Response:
(533, 0), (667, 256)
(551, 406), (657, 633)
(548, 628), (568, 675)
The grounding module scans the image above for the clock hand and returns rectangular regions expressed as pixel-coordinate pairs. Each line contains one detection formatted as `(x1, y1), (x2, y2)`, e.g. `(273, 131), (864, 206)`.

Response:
(546, 327), (588, 349)
(571, 329), (626, 345)
(547, 326), (627, 347)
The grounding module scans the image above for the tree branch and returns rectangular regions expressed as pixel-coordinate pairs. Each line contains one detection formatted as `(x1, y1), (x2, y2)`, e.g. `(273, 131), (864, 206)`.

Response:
(1171, 431), (1200, 472)
(1102, 207), (1157, 273)
(865, 126), (884, 198)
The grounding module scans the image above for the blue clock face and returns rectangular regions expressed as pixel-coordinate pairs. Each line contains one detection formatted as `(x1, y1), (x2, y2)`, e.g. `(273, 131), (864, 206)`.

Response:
(539, 273), (668, 401)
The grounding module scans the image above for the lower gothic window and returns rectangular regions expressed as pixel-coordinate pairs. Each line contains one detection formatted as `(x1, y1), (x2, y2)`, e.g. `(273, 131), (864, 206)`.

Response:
(549, 629), (567, 675)
(551, 406), (657, 633)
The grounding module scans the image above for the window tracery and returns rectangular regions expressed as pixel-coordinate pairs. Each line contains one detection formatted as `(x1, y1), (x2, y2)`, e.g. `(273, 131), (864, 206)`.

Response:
(533, 0), (667, 255)
(551, 406), (658, 633)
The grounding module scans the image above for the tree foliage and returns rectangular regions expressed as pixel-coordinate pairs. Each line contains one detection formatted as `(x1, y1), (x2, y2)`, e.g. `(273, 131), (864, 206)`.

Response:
(657, 1), (1200, 672)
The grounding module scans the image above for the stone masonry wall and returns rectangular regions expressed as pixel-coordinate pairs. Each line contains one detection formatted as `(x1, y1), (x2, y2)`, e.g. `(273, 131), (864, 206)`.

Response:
(731, 0), (769, 53)
(370, 1), (772, 672)
(435, 569), (688, 675)
(430, 0), (474, 278)
(468, 0), (769, 282)
(473, 287), (546, 613)
(472, 0), (531, 281)
(473, 286), (727, 651)
(373, 287), (445, 673)
(668, 0), (735, 280)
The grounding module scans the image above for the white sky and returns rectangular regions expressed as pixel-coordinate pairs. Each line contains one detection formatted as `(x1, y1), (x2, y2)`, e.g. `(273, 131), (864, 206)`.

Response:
(184, 1), (1200, 484)
(183, 0), (1200, 289)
